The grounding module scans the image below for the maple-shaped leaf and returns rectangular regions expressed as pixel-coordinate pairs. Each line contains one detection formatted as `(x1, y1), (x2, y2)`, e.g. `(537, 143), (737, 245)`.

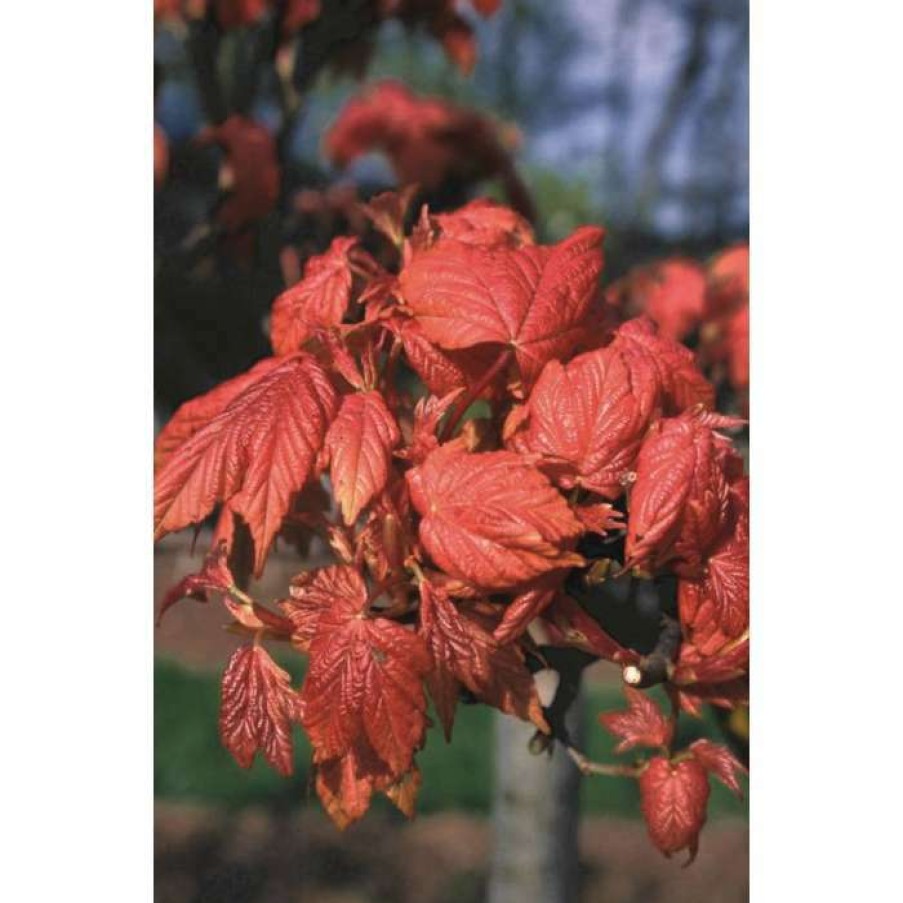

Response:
(299, 565), (432, 776)
(269, 237), (358, 355)
(639, 756), (710, 861)
(399, 225), (605, 390)
(505, 344), (660, 498)
(279, 564), (360, 652)
(689, 739), (747, 798)
(407, 444), (584, 591)
(599, 687), (674, 753)
(325, 391), (401, 525)
(154, 358), (283, 473)
(625, 410), (734, 577)
(219, 643), (303, 777)
(610, 317), (714, 414)
(154, 353), (338, 575)
(419, 580), (547, 738)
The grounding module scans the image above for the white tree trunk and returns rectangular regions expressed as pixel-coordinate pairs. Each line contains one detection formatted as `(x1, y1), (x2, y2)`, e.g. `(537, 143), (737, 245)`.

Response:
(488, 697), (583, 903)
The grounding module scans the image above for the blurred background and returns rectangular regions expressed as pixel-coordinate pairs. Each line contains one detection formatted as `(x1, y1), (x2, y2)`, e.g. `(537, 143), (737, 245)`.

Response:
(154, 1), (748, 900)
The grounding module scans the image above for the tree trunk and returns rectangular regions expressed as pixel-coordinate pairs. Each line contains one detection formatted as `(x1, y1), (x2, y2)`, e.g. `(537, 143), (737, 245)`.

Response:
(488, 694), (584, 903)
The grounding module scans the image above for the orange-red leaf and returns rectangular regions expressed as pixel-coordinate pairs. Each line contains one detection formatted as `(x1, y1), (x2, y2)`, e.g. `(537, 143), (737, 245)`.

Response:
(219, 643), (302, 777)
(599, 687), (674, 753)
(154, 358), (283, 473)
(400, 225), (605, 390)
(625, 411), (733, 576)
(270, 236), (358, 355)
(690, 739), (746, 798)
(427, 199), (534, 249)
(505, 344), (660, 498)
(678, 491), (749, 647)
(299, 566), (432, 776)
(609, 259), (707, 342)
(154, 353), (338, 575)
(419, 580), (546, 738)
(610, 317), (714, 414)
(406, 444), (584, 590)
(325, 390), (401, 525)
(639, 756), (710, 861)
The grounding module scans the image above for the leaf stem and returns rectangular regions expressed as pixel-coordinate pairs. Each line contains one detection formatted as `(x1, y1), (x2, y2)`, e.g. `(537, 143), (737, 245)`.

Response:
(565, 745), (643, 779)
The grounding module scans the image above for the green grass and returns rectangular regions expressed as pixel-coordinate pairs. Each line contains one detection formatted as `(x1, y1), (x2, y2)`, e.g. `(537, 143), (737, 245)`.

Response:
(155, 658), (747, 819)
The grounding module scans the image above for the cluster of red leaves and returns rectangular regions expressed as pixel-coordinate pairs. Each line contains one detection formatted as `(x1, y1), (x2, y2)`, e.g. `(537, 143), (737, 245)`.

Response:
(155, 194), (748, 859)
(606, 244), (750, 405)
(325, 81), (533, 219)
(155, 1), (500, 74)
(600, 688), (746, 862)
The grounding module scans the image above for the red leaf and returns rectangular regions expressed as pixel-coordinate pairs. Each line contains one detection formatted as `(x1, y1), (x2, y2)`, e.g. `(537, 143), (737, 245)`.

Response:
(154, 353), (338, 575)
(610, 317), (714, 414)
(219, 643), (302, 777)
(279, 564), (361, 652)
(325, 390), (401, 525)
(639, 756), (710, 861)
(689, 739), (747, 798)
(299, 566), (432, 776)
(706, 244), (749, 316)
(400, 225), (605, 390)
(573, 502), (625, 535)
(493, 573), (563, 644)
(599, 687), (674, 753)
(505, 344), (660, 498)
(196, 115), (280, 234)
(419, 580), (547, 738)
(154, 358), (283, 473)
(406, 444), (584, 591)
(624, 410), (733, 576)
(270, 236), (358, 355)
(360, 186), (418, 246)
(427, 199), (534, 249)
(536, 594), (639, 665)
(393, 317), (501, 399)
(609, 259), (707, 342)
(678, 493), (749, 645)
(157, 540), (234, 625)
